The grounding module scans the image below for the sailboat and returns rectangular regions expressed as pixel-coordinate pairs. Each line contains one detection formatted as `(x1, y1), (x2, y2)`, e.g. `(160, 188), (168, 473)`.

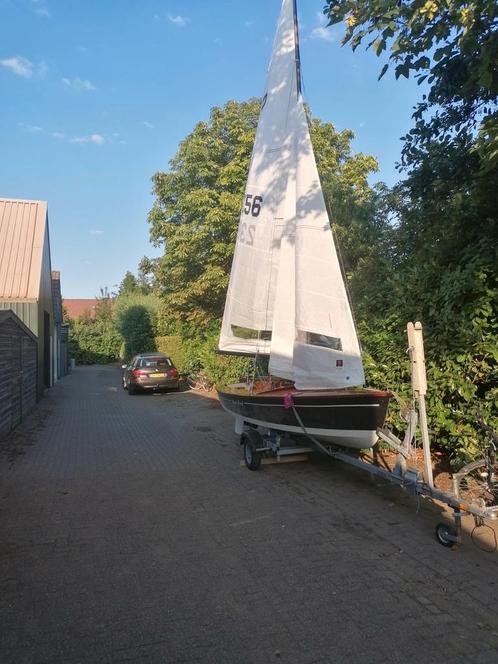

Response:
(217, 0), (390, 450)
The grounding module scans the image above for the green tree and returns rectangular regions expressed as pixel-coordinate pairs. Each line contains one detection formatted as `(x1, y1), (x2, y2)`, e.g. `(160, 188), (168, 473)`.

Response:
(119, 271), (139, 295)
(116, 306), (156, 360)
(94, 288), (114, 322)
(115, 292), (162, 359)
(323, 0), (498, 171)
(148, 98), (382, 327)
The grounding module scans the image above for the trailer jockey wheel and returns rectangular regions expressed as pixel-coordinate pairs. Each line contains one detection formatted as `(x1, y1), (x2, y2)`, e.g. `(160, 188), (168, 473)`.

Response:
(435, 522), (458, 548)
(242, 429), (263, 471)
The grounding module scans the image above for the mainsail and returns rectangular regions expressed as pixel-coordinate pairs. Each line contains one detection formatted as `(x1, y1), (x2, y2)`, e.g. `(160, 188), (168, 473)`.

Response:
(219, 0), (365, 390)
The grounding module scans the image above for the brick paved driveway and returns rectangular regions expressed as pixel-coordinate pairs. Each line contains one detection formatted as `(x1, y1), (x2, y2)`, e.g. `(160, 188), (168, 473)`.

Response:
(1, 365), (497, 664)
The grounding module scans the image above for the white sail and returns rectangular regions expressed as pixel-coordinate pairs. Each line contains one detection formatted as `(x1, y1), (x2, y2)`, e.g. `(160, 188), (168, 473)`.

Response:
(219, 0), (365, 389)
(268, 144), (297, 380)
(293, 99), (365, 389)
(219, 0), (297, 355)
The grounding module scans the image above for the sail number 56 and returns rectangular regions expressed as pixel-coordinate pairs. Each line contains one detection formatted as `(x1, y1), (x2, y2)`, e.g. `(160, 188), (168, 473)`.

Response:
(243, 194), (263, 217)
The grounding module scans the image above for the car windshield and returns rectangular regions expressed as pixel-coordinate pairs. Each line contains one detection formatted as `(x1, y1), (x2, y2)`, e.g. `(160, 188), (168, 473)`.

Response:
(138, 358), (172, 369)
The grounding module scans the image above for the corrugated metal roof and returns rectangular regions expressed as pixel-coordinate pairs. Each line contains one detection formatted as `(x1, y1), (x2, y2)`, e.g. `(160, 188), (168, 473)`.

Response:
(0, 198), (48, 301)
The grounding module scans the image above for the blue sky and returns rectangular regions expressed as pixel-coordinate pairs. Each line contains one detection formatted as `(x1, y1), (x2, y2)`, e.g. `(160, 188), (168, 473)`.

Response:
(0, 0), (424, 298)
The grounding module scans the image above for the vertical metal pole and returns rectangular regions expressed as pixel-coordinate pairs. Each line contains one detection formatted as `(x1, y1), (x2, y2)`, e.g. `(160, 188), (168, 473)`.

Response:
(293, 0), (303, 97)
(418, 394), (434, 487)
(407, 322), (434, 488)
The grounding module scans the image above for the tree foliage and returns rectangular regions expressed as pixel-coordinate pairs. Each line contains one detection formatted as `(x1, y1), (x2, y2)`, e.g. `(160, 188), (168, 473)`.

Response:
(320, 1), (498, 460)
(324, 0), (498, 171)
(119, 271), (139, 295)
(115, 292), (162, 360)
(68, 315), (121, 365)
(68, 288), (163, 364)
(148, 99), (381, 327)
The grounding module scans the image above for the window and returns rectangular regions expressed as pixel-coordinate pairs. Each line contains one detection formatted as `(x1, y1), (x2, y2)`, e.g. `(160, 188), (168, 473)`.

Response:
(231, 325), (272, 341)
(138, 358), (172, 369)
(298, 331), (342, 351)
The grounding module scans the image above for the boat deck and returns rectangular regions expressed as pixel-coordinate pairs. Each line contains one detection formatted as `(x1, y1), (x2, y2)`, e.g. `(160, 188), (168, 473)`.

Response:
(223, 382), (390, 400)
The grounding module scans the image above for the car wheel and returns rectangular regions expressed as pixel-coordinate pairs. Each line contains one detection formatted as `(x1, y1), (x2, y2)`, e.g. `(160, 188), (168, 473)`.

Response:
(128, 383), (137, 395)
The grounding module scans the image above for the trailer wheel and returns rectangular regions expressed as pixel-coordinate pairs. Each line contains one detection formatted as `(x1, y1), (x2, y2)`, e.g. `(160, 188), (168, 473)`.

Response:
(435, 522), (457, 548)
(242, 430), (263, 471)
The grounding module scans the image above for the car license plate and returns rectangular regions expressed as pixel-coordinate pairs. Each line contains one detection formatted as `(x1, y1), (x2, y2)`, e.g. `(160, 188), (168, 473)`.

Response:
(151, 373), (166, 378)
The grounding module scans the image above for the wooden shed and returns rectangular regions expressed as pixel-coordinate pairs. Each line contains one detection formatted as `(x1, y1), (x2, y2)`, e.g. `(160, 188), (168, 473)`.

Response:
(0, 310), (38, 438)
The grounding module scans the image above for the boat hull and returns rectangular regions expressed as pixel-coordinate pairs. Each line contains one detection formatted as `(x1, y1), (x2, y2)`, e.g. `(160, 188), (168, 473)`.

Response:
(218, 388), (391, 449)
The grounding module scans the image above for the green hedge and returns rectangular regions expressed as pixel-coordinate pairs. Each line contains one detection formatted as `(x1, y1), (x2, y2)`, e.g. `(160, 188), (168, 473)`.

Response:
(68, 318), (122, 365)
(155, 331), (252, 386)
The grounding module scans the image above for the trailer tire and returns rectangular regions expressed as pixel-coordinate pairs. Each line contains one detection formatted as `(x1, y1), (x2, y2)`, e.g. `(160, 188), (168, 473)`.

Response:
(435, 522), (457, 548)
(242, 430), (263, 471)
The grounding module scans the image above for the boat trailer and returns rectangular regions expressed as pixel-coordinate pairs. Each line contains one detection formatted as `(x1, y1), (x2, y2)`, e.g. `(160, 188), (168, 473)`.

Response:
(239, 323), (498, 549)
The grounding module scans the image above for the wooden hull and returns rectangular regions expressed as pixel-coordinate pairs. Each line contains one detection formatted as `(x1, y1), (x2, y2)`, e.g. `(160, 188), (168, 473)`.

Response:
(218, 387), (391, 449)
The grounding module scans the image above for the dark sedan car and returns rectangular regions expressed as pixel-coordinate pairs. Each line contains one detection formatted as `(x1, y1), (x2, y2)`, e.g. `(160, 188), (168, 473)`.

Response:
(122, 353), (180, 394)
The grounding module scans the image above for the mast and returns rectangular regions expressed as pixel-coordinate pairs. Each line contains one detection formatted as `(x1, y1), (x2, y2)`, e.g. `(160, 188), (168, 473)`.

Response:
(293, 0), (302, 97)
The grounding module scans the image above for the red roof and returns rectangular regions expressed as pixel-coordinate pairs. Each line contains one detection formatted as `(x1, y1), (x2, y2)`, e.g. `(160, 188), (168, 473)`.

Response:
(63, 298), (99, 319)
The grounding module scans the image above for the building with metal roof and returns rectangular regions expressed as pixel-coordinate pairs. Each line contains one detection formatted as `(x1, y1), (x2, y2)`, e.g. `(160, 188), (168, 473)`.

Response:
(52, 271), (69, 379)
(0, 198), (56, 398)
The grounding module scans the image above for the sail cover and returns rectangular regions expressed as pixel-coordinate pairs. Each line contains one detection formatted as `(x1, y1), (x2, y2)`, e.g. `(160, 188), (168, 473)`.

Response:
(219, 0), (365, 389)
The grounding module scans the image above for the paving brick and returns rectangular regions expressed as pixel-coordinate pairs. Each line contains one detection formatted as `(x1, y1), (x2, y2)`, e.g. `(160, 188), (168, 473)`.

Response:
(1, 365), (497, 663)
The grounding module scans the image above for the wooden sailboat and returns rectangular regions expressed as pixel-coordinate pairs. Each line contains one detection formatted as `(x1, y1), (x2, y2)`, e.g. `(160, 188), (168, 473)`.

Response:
(217, 0), (390, 450)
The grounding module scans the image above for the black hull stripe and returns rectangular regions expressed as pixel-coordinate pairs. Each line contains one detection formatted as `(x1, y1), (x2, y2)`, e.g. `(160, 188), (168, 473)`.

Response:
(218, 394), (389, 433)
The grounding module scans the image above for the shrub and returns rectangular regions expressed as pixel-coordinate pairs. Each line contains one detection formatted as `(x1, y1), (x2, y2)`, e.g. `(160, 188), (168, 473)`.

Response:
(115, 293), (161, 360)
(68, 317), (121, 365)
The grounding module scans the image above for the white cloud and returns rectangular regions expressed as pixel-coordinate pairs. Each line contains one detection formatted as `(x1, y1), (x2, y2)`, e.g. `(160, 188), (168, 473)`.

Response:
(19, 122), (44, 133)
(0, 55), (34, 78)
(32, 0), (50, 17)
(310, 12), (335, 42)
(168, 14), (189, 27)
(143, 121), (154, 130)
(62, 76), (96, 92)
(89, 229), (104, 236)
(310, 26), (334, 42)
(52, 131), (65, 139)
(70, 133), (104, 145)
